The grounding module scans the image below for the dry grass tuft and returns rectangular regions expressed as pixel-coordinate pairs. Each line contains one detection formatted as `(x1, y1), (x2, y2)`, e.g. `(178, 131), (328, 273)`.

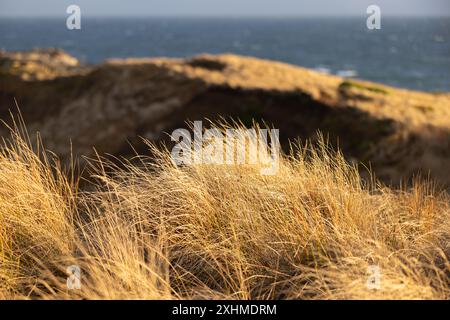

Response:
(0, 122), (448, 300)
(0, 126), (76, 298)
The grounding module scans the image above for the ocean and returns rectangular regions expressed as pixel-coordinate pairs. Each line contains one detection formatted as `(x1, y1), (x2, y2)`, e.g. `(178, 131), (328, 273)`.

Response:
(1, 17), (449, 92)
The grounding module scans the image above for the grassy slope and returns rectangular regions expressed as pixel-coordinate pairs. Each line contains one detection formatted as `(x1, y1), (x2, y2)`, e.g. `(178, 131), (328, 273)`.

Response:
(0, 122), (449, 300)
(2, 50), (450, 188)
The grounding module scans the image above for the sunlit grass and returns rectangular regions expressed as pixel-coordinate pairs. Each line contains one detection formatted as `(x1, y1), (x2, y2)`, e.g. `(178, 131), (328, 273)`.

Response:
(0, 122), (448, 300)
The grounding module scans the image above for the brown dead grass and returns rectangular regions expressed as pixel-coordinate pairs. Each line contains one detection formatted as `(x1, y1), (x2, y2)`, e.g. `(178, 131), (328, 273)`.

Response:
(0, 122), (449, 300)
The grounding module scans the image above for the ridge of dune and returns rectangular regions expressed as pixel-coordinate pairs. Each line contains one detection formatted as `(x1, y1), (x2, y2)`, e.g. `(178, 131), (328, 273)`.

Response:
(1, 48), (449, 187)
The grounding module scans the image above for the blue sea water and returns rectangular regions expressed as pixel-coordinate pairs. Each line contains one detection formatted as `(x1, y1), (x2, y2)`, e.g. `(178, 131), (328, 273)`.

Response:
(0, 17), (449, 92)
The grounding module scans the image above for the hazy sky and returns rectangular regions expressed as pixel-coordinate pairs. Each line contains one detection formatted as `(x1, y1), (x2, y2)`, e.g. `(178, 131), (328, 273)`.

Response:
(0, 0), (449, 17)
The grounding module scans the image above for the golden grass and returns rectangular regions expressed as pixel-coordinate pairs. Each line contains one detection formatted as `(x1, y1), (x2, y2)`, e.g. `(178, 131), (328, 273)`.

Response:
(0, 128), (76, 298)
(0, 123), (449, 300)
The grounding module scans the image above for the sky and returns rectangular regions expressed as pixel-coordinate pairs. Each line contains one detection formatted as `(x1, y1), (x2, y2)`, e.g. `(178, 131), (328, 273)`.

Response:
(0, 0), (449, 17)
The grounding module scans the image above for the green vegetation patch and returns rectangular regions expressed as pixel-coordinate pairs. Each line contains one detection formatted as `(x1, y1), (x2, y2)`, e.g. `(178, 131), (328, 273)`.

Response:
(339, 80), (389, 95)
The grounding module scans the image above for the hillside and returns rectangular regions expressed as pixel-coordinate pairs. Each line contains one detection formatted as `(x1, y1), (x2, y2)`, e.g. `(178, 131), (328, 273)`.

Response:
(0, 49), (449, 300)
(1, 48), (449, 187)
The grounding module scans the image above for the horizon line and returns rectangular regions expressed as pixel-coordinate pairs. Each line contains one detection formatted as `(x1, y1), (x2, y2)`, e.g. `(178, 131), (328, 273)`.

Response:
(1, 14), (450, 19)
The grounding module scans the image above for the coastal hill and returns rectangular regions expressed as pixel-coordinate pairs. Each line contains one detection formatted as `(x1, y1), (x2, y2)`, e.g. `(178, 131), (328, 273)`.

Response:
(1, 48), (449, 187)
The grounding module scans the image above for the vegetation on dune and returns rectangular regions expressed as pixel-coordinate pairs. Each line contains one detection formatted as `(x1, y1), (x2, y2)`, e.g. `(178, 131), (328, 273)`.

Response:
(339, 80), (389, 95)
(3, 50), (450, 188)
(0, 122), (449, 300)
